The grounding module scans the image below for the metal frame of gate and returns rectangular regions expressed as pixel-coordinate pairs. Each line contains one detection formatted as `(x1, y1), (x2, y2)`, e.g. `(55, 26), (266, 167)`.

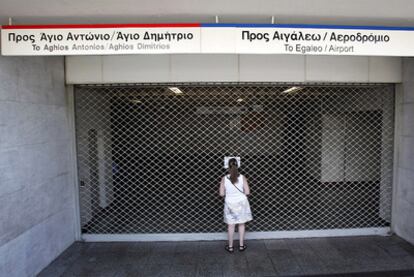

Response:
(71, 83), (395, 241)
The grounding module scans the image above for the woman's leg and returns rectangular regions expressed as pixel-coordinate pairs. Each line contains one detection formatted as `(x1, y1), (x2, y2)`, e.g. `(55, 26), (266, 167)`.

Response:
(227, 224), (235, 247)
(238, 223), (245, 246)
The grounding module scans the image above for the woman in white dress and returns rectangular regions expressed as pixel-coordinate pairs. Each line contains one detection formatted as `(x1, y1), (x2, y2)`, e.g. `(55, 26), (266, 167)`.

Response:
(219, 158), (253, 253)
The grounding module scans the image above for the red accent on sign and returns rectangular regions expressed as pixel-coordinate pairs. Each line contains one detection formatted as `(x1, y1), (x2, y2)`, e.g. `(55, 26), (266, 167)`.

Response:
(1, 23), (201, 29)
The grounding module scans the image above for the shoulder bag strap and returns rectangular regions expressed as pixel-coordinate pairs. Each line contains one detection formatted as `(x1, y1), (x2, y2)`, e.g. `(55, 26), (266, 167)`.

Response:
(227, 175), (245, 195)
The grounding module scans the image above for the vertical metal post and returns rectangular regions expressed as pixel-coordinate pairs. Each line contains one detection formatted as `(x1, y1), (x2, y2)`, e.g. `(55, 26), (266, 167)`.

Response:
(67, 84), (82, 240)
(391, 84), (402, 233)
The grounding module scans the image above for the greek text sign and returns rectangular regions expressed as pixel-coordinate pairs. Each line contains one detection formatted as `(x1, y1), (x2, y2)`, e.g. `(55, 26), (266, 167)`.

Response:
(1, 24), (201, 55)
(2, 23), (414, 56)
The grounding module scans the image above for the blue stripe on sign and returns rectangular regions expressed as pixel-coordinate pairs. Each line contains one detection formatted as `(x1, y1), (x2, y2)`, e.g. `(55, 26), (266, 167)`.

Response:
(201, 23), (414, 31)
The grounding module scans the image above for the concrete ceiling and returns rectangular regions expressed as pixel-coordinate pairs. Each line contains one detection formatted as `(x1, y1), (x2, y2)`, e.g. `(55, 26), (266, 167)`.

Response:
(1, 0), (414, 26)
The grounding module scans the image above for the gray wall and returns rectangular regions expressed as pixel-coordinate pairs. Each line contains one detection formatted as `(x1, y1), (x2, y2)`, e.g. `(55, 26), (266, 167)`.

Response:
(0, 56), (76, 276)
(393, 58), (414, 245)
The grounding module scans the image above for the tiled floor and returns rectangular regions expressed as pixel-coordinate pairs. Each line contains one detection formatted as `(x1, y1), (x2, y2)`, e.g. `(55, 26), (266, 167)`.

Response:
(38, 235), (414, 277)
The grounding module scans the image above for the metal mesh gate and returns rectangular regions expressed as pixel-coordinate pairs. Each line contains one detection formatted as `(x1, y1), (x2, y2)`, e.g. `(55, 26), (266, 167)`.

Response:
(75, 84), (394, 235)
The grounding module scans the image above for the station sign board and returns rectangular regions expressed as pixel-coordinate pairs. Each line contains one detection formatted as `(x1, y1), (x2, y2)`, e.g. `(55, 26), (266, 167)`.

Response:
(2, 23), (414, 56)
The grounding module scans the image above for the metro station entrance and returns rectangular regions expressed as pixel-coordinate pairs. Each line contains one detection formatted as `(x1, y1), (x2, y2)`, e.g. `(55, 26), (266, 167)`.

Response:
(74, 84), (394, 237)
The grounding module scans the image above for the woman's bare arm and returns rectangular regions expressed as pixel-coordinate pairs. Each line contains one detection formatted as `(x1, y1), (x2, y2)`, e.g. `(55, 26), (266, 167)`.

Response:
(243, 176), (250, 196)
(219, 177), (225, 197)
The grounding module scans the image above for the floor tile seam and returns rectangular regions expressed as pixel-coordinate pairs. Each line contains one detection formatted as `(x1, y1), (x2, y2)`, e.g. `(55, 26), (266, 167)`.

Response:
(288, 251), (317, 275)
(267, 251), (287, 276)
(304, 239), (347, 260)
(195, 262), (223, 277)
(263, 240), (290, 276)
(242, 250), (258, 277)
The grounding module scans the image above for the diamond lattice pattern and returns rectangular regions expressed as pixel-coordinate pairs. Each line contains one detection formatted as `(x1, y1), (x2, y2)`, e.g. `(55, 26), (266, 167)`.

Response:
(75, 84), (394, 234)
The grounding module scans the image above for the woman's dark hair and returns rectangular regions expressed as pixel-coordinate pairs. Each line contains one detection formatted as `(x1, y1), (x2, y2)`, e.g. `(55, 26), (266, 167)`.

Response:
(228, 158), (239, 184)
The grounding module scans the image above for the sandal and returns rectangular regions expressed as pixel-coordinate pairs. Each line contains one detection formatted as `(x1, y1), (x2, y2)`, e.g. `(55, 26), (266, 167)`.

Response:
(225, 245), (234, 253)
(239, 245), (247, 252)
